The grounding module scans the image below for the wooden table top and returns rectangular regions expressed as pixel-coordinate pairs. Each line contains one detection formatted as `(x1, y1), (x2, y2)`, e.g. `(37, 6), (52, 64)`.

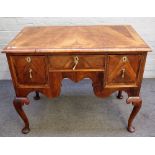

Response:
(3, 25), (151, 53)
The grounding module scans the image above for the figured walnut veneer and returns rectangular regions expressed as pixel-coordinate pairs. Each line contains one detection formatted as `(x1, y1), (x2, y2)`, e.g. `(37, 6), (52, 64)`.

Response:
(2, 25), (151, 134)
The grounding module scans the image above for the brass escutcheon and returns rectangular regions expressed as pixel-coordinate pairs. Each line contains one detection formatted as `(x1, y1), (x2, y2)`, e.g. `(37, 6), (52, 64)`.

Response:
(26, 57), (31, 63)
(122, 56), (128, 62)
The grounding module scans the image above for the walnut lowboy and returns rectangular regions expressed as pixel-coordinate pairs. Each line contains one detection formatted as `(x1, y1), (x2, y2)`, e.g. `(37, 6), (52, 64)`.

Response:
(2, 25), (151, 134)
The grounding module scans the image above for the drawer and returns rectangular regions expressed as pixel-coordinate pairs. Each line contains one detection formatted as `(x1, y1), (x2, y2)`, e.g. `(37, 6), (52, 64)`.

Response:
(106, 55), (141, 85)
(49, 55), (105, 70)
(11, 56), (48, 85)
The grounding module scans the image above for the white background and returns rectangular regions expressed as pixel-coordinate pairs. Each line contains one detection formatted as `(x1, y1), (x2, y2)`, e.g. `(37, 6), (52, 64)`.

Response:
(0, 0), (155, 155)
(1, 0), (155, 17)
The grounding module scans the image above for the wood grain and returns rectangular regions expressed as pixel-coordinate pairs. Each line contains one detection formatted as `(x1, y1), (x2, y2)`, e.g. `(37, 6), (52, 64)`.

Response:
(2, 25), (151, 53)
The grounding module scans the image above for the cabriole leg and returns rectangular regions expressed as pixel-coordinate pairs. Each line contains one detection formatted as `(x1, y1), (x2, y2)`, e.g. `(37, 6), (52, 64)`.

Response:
(117, 90), (123, 99)
(126, 97), (142, 133)
(34, 91), (40, 100)
(13, 97), (30, 134)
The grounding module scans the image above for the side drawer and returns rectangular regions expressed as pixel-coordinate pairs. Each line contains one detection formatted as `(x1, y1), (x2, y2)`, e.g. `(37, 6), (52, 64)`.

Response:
(106, 54), (142, 85)
(11, 56), (48, 85)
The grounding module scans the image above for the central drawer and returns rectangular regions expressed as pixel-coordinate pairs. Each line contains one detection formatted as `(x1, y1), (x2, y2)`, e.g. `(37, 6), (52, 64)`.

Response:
(49, 55), (105, 70)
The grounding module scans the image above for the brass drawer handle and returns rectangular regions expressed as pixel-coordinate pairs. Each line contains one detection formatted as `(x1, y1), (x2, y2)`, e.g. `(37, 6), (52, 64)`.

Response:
(121, 68), (125, 78)
(26, 57), (31, 63)
(73, 56), (79, 70)
(29, 68), (32, 79)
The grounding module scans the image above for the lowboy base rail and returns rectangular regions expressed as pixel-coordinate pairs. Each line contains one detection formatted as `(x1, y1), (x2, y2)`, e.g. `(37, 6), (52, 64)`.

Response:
(2, 25), (151, 134)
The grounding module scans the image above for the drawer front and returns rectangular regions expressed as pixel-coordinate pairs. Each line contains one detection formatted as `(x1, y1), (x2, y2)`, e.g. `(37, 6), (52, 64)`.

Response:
(49, 55), (105, 70)
(12, 56), (48, 85)
(106, 55), (141, 85)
